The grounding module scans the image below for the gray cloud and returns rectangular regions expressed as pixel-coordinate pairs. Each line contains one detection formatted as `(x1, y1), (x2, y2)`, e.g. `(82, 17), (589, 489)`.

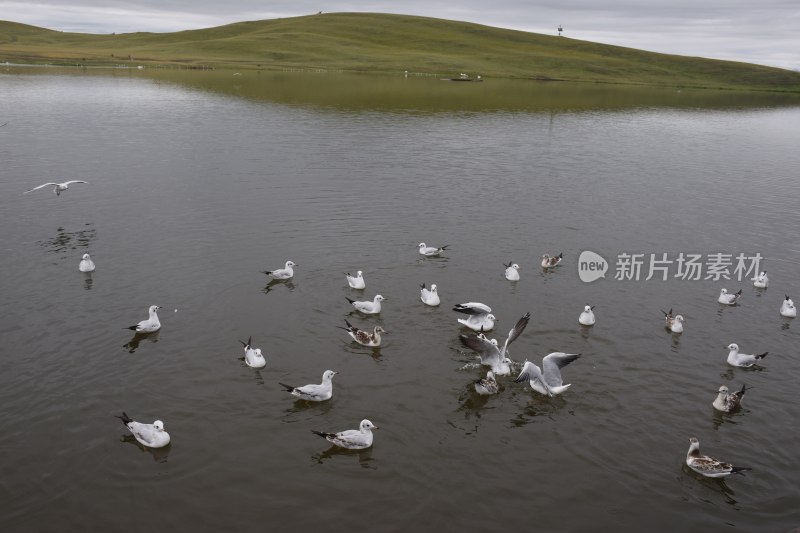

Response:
(1, 1), (797, 70)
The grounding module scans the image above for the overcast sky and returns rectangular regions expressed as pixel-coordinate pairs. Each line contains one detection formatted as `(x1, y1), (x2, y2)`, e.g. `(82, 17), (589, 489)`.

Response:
(2, 1), (798, 70)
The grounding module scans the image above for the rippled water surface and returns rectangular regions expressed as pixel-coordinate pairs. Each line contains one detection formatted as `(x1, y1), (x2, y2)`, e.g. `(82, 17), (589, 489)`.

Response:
(2, 68), (800, 532)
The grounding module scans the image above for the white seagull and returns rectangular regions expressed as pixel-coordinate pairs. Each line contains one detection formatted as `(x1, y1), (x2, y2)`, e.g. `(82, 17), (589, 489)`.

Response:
(718, 288), (742, 305)
(662, 308), (684, 333)
(24, 180), (89, 196)
(459, 312), (530, 375)
(79, 253), (96, 272)
(578, 305), (595, 326)
(474, 370), (499, 395)
(420, 283), (440, 306)
(346, 294), (385, 314)
(753, 271), (769, 289)
(726, 343), (767, 368)
(541, 252), (563, 268)
(346, 271), (366, 289)
(279, 370), (337, 402)
(780, 295), (796, 318)
(311, 419), (378, 450)
(453, 302), (496, 332)
(686, 437), (751, 478)
(504, 262), (520, 281)
(116, 412), (171, 448)
(514, 352), (581, 396)
(712, 384), (747, 413)
(263, 260), (296, 280)
(418, 242), (449, 256)
(127, 305), (161, 333)
(338, 319), (385, 347)
(239, 336), (266, 368)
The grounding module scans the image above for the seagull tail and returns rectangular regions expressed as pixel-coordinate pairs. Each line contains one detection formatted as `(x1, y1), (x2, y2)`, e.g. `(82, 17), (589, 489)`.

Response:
(278, 382), (295, 393)
(731, 466), (752, 475)
(125, 325), (138, 330)
(262, 270), (273, 276)
(756, 352), (768, 360)
(737, 383), (747, 397)
(735, 289), (743, 296)
(345, 297), (356, 304)
(440, 245), (450, 250)
(115, 412), (133, 426)
(311, 430), (331, 439)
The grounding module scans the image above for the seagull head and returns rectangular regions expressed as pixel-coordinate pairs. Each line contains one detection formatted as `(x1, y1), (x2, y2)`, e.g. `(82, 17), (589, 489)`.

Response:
(675, 315), (684, 323)
(375, 295), (386, 302)
(360, 419), (378, 431)
(430, 284), (437, 292)
(720, 288), (728, 295)
(149, 305), (160, 313)
(82, 253), (91, 260)
(286, 261), (296, 268)
(322, 370), (337, 381)
(584, 305), (593, 312)
(356, 270), (363, 277)
(418, 242), (426, 248)
(486, 314), (497, 322)
(717, 385), (729, 394)
(726, 343), (739, 352)
(254, 348), (263, 356)
(374, 326), (386, 334)
(153, 420), (165, 431)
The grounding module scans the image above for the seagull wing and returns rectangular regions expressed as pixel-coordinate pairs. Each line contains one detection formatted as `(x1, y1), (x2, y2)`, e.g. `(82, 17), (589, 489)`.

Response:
(453, 302), (492, 316)
(513, 360), (540, 383)
(460, 334), (502, 367)
(63, 180), (89, 185)
(542, 352), (580, 387)
(500, 312), (530, 358)
(24, 182), (58, 193)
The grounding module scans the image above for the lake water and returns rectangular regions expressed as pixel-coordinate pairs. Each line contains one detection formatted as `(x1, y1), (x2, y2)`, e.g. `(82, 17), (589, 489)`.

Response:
(1, 66), (800, 532)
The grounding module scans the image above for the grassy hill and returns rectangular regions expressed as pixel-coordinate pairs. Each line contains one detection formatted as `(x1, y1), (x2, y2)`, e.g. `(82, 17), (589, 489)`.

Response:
(1, 13), (799, 92)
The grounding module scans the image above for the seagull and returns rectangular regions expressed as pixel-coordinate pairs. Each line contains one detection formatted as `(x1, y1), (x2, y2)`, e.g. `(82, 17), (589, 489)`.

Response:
(420, 283), (440, 306)
(578, 305), (595, 326)
(279, 370), (337, 402)
(263, 260), (296, 280)
(474, 370), (498, 395)
(24, 180), (89, 196)
(504, 262), (520, 281)
(418, 242), (449, 256)
(346, 271), (365, 289)
(311, 419), (378, 450)
(514, 352), (581, 396)
(240, 336), (266, 368)
(338, 319), (385, 347)
(126, 305), (161, 333)
(780, 295), (796, 318)
(116, 412), (170, 448)
(712, 384), (747, 413)
(453, 302), (496, 332)
(718, 288), (742, 305)
(753, 271), (768, 289)
(541, 253), (563, 268)
(726, 343), (767, 368)
(685, 437), (751, 478)
(459, 312), (530, 375)
(662, 308), (684, 333)
(346, 294), (385, 315)
(78, 253), (95, 272)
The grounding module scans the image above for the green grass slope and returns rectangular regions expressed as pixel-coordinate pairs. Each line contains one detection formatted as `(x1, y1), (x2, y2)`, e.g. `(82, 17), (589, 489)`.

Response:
(1, 13), (799, 91)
